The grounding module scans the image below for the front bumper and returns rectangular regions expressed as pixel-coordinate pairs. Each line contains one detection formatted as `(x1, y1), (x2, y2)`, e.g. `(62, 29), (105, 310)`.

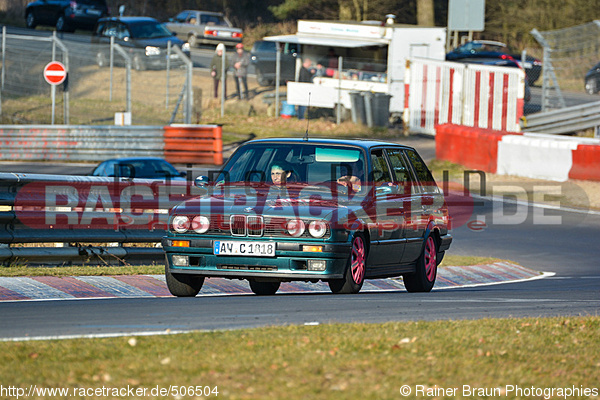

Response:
(439, 233), (452, 252)
(163, 237), (350, 280)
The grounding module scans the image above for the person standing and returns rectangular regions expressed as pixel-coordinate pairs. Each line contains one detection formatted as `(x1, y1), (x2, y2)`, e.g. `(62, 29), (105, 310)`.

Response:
(297, 57), (314, 120)
(232, 43), (250, 100)
(210, 43), (228, 99)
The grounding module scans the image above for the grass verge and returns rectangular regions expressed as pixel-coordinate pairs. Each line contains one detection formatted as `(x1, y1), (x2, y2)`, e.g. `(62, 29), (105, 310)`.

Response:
(1, 317), (597, 399)
(0, 255), (504, 277)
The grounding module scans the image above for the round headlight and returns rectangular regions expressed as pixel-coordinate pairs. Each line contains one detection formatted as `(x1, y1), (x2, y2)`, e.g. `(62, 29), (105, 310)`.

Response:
(308, 220), (328, 238)
(192, 215), (210, 234)
(286, 219), (305, 237)
(172, 215), (190, 233)
(145, 46), (160, 56)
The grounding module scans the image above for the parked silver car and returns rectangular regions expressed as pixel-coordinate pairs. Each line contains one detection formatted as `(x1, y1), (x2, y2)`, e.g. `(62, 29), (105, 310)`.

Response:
(165, 10), (243, 48)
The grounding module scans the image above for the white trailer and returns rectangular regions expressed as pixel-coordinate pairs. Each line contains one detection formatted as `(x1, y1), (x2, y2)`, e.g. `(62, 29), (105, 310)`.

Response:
(264, 20), (446, 121)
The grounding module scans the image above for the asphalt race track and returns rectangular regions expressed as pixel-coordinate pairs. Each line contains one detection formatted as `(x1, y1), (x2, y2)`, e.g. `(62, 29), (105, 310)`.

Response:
(1, 195), (599, 341)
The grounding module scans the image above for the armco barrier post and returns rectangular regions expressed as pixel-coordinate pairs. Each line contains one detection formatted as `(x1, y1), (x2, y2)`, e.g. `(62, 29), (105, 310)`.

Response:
(163, 125), (223, 165)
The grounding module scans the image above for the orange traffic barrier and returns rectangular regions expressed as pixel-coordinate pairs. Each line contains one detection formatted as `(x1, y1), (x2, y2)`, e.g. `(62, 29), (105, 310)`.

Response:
(569, 144), (600, 181)
(435, 123), (520, 173)
(163, 125), (223, 165)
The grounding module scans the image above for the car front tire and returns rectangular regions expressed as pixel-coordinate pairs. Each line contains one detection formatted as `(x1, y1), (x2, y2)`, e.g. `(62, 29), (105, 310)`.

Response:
(585, 78), (598, 95)
(132, 54), (146, 71)
(249, 280), (280, 295)
(165, 265), (204, 297)
(96, 51), (107, 68)
(56, 16), (73, 32)
(328, 233), (367, 294)
(26, 12), (37, 29)
(256, 68), (273, 87)
(403, 234), (438, 293)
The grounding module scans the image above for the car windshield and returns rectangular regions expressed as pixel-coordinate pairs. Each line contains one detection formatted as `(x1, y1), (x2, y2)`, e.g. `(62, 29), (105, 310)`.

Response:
(128, 21), (172, 39)
(215, 143), (366, 188)
(95, 159), (180, 179)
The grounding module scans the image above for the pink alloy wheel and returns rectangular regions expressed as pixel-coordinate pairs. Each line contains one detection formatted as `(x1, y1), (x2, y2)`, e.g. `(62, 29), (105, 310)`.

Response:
(424, 236), (437, 282)
(351, 236), (366, 284)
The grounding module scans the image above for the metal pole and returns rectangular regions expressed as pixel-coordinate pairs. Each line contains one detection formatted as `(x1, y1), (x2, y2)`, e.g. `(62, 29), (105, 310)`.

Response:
(336, 56), (343, 125)
(171, 45), (193, 124)
(126, 53), (131, 113)
(220, 47), (225, 117)
(541, 46), (548, 112)
(51, 32), (56, 124)
(52, 34), (70, 124)
(187, 50), (193, 124)
(1, 26), (6, 90)
(63, 48), (69, 124)
(113, 44), (132, 114)
(109, 36), (114, 101)
(166, 40), (171, 109)
(0, 26), (4, 118)
(275, 44), (281, 118)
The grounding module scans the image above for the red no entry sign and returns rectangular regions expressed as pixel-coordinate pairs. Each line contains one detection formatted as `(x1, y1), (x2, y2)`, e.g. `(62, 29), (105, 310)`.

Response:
(43, 61), (67, 85)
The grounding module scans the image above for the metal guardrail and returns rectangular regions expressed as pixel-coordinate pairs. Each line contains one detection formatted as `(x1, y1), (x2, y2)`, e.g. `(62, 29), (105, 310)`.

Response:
(0, 125), (164, 161)
(520, 100), (600, 136)
(0, 172), (204, 265)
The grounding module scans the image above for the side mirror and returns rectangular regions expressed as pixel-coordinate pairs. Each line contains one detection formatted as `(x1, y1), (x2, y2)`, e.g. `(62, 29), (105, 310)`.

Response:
(195, 175), (210, 187)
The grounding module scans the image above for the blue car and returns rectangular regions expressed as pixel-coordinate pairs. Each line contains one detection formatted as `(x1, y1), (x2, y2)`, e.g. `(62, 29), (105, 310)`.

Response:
(162, 138), (452, 296)
(92, 17), (191, 71)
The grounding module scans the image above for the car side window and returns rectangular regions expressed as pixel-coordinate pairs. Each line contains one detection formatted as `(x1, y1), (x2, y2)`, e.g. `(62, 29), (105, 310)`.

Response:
(404, 149), (439, 194)
(103, 21), (117, 37)
(385, 148), (417, 194)
(116, 23), (130, 39)
(370, 149), (392, 184)
(174, 12), (189, 23)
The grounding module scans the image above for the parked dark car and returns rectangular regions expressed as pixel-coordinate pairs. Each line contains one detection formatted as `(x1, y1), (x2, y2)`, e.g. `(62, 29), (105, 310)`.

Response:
(446, 40), (542, 85)
(92, 17), (190, 71)
(165, 10), (243, 47)
(91, 157), (186, 180)
(162, 138), (452, 296)
(25, 0), (108, 32)
(584, 61), (600, 94)
(250, 40), (299, 86)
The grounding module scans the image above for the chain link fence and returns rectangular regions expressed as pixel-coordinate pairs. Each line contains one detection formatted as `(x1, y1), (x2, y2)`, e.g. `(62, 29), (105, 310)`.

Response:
(0, 29), (193, 125)
(531, 20), (600, 112)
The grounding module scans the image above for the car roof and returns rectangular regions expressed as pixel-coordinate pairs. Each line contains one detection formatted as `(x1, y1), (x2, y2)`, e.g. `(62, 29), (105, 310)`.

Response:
(183, 10), (225, 16)
(100, 157), (171, 163)
(469, 40), (507, 47)
(98, 17), (159, 23)
(245, 138), (415, 151)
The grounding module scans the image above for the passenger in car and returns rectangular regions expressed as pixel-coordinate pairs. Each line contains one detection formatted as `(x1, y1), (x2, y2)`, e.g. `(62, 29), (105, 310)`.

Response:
(336, 161), (363, 193)
(270, 163), (292, 187)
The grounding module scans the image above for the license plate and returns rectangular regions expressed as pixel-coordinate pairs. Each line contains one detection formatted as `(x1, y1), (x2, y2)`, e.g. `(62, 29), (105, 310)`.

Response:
(86, 9), (101, 15)
(217, 31), (232, 37)
(214, 241), (275, 257)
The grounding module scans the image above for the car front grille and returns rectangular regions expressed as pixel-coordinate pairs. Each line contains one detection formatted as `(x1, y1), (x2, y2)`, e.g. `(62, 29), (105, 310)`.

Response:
(198, 214), (330, 239)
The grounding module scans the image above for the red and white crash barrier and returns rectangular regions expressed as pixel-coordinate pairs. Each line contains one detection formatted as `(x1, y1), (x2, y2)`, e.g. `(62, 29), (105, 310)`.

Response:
(436, 124), (600, 182)
(498, 133), (600, 181)
(405, 59), (525, 135)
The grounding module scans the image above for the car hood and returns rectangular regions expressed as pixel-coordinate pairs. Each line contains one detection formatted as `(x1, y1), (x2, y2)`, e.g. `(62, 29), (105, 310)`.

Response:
(132, 36), (185, 48)
(170, 185), (369, 222)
